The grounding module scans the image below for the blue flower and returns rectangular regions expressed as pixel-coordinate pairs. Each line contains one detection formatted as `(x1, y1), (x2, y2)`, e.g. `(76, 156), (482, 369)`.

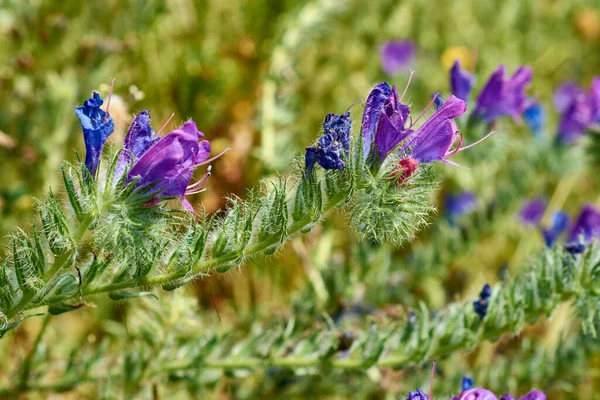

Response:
(462, 376), (474, 391)
(542, 211), (570, 247)
(473, 284), (492, 318)
(305, 112), (352, 174)
(75, 92), (115, 175)
(406, 389), (428, 400)
(445, 192), (477, 224)
(566, 203), (600, 246)
(450, 60), (475, 102)
(522, 101), (545, 137)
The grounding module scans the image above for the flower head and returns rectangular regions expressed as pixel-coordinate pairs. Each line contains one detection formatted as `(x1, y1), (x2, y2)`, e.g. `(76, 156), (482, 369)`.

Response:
(406, 389), (428, 400)
(75, 92), (115, 175)
(542, 211), (570, 247)
(305, 112), (352, 174)
(127, 121), (214, 211)
(446, 192), (477, 221)
(473, 284), (492, 318)
(462, 376), (475, 391)
(522, 101), (546, 137)
(460, 389), (498, 400)
(567, 203), (600, 245)
(380, 40), (416, 76)
(518, 390), (546, 400)
(474, 65), (533, 123)
(450, 60), (475, 102)
(115, 110), (160, 178)
(519, 198), (547, 226)
(555, 78), (600, 143)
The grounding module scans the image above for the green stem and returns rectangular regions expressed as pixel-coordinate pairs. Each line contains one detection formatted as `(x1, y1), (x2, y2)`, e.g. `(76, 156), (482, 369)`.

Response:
(18, 313), (52, 390)
(6, 215), (94, 320)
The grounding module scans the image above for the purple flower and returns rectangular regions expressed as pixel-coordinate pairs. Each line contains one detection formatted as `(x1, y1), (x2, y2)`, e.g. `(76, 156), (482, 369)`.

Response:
(474, 65), (533, 123)
(555, 78), (600, 143)
(522, 101), (545, 137)
(519, 390), (546, 400)
(473, 284), (492, 318)
(75, 92), (115, 176)
(542, 211), (570, 247)
(446, 192), (477, 219)
(459, 388), (498, 400)
(401, 95), (467, 165)
(499, 396), (515, 400)
(406, 389), (428, 400)
(451, 60), (475, 101)
(380, 40), (416, 76)
(519, 198), (547, 226)
(305, 112), (352, 174)
(462, 376), (475, 391)
(115, 110), (160, 178)
(567, 203), (600, 245)
(127, 121), (215, 211)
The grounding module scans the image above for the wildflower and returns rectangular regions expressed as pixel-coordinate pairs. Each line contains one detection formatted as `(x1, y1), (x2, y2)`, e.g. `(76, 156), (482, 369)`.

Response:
(522, 101), (545, 137)
(445, 192), (477, 220)
(115, 110), (160, 178)
(459, 388), (498, 400)
(380, 40), (416, 76)
(406, 389), (428, 400)
(450, 60), (475, 101)
(462, 376), (474, 391)
(566, 203), (600, 245)
(542, 211), (570, 247)
(126, 121), (222, 211)
(519, 198), (547, 225)
(474, 65), (533, 123)
(75, 91), (115, 175)
(555, 78), (600, 143)
(305, 112), (352, 174)
(517, 390), (546, 400)
(473, 283), (492, 318)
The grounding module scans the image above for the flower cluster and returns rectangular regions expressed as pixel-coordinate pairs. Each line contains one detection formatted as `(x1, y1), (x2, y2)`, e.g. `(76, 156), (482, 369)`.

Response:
(519, 200), (600, 253)
(305, 73), (495, 180)
(554, 78), (600, 143)
(75, 91), (224, 211)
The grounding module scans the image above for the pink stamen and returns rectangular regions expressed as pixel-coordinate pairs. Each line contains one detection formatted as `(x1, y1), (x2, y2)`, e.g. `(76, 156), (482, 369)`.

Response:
(429, 362), (436, 400)
(346, 98), (363, 113)
(195, 147), (231, 167)
(157, 112), (175, 136)
(445, 131), (464, 157)
(410, 93), (439, 128)
(399, 70), (415, 103)
(457, 130), (495, 152)
(186, 166), (212, 190)
(104, 78), (115, 122)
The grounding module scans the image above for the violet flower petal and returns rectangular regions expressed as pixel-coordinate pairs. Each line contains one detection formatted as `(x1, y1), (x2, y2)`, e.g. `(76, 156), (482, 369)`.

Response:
(116, 110), (160, 178)
(567, 203), (600, 244)
(459, 388), (498, 400)
(380, 40), (416, 76)
(553, 82), (585, 113)
(519, 198), (547, 225)
(362, 82), (393, 159)
(451, 60), (475, 101)
(75, 92), (115, 176)
(406, 388), (428, 400)
(519, 390), (546, 400)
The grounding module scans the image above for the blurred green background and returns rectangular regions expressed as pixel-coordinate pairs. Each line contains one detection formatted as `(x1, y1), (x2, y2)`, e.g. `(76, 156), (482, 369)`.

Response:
(1, 0), (600, 398)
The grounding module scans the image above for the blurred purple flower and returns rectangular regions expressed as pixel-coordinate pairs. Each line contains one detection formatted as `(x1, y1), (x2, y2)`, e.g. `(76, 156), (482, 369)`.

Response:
(519, 390), (546, 400)
(542, 211), (570, 247)
(567, 203), (600, 245)
(75, 92), (115, 176)
(459, 388), (498, 400)
(446, 192), (477, 220)
(406, 389), (428, 400)
(305, 112), (352, 174)
(474, 65), (533, 123)
(473, 284), (492, 318)
(127, 121), (221, 211)
(116, 110), (160, 178)
(522, 101), (546, 137)
(555, 78), (600, 143)
(519, 198), (547, 225)
(380, 40), (416, 76)
(451, 60), (475, 101)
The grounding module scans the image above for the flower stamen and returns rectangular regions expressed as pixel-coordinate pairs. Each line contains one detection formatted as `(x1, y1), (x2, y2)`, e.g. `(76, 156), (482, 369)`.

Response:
(104, 78), (115, 123)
